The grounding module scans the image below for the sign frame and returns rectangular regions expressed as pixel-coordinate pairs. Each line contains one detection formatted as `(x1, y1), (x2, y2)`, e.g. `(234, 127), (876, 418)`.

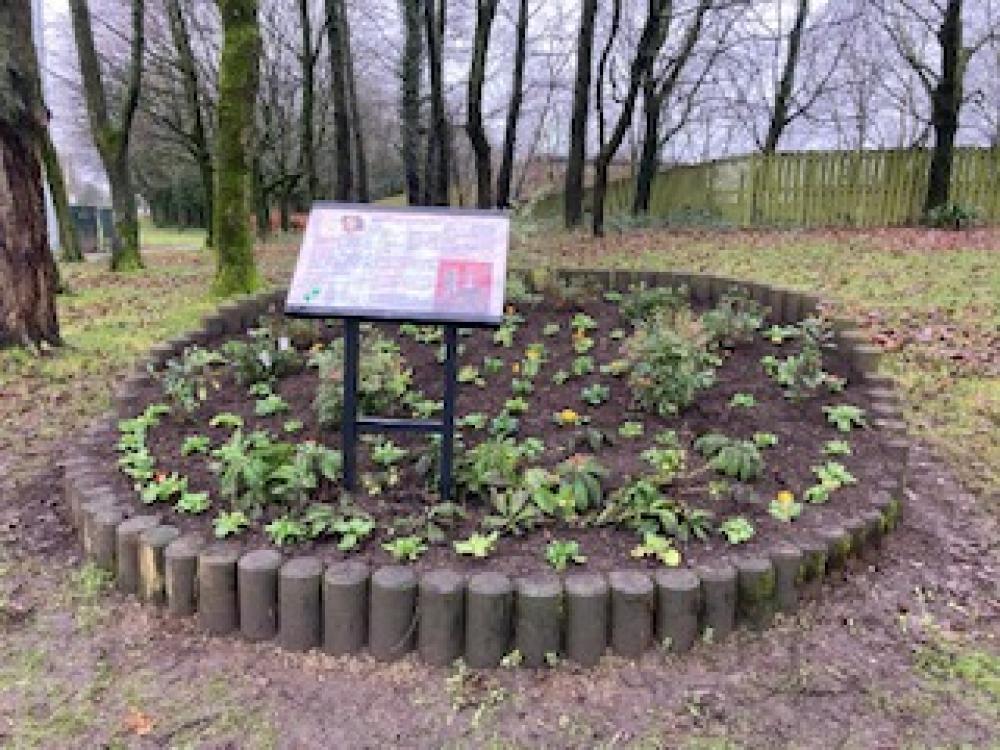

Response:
(284, 201), (510, 327)
(284, 203), (509, 501)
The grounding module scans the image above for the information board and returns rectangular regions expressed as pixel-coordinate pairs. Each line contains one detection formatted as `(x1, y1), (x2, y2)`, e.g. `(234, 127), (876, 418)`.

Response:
(285, 203), (510, 325)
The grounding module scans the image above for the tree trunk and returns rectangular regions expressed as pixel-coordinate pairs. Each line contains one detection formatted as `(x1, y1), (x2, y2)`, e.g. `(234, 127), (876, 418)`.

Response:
(40, 128), (82, 262)
(400, 0), (424, 205)
(252, 154), (270, 238)
(68, 0), (145, 270)
(924, 0), (962, 213)
(213, 0), (261, 296)
(300, 0), (318, 203)
(564, 0), (599, 227)
(633, 79), (660, 215)
(326, 0), (353, 201)
(467, 0), (499, 209)
(0, 1), (61, 347)
(763, 0), (808, 154)
(424, 0), (449, 205)
(167, 0), (214, 246)
(496, 0), (528, 208)
(340, 0), (368, 201)
(591, 0), (670, 236)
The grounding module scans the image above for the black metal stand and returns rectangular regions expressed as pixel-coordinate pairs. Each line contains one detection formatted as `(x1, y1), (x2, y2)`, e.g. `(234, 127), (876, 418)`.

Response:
(341, 319), (458, 500)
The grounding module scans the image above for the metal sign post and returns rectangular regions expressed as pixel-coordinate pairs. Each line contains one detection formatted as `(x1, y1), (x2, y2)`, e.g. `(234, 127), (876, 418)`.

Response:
(341, 320), (459, 500)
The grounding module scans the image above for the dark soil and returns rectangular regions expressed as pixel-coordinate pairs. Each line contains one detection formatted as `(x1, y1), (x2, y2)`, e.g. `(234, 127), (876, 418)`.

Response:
(93, 298), (894, 573)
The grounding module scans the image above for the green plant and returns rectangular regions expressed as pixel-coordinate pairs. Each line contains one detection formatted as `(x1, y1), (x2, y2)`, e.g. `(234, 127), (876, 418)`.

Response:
(213, 510), (250, 538)
(812, 461), (857, 489)
(599, 359), (630, 377)
(753, 432), (778, 449)
(630, 532), (681, 566)
(542, 322), (560, 336)
(222, 329), (301, 386)
(382, 535), (428, 562)
(700, 292), (765, 348)
(181, 435), (211, 456)
(619, 284), (688, 322)
(768, 491), (802, 522)
(823, 439), (852, 456)
(454, 531), (499, 558)
(551, 370), (570, 385)
(269, 442), (343, 505)
(618, 422), (644, 439)
(924, 202), (979, 230)
(580, 383), (610, 406)
(545, 539), (586, 571)
(161, 347), (226, 413)
(571, 356), (594, 377)
(763, 324), (799, 344)
(570, 312), (597, 332)
(511, 377), (534, 396)
(483, 489), (542, 535)
(572, 336), (594, 354)
(554, 454), (606, 513)
(283, 419), (304, 434)
(457, 438), (523, 498)
(709, 442), (763, 481)
(610, 328), (626, 340)
(729, 392), (756, 408)
(641, 446), (686, 485)
(140, 472), (188, 504)
(459, 413), (488, 430)
(458, 365), (483, 385)
(489, 413), (520, 437)
(175, 490), (211, 514)
(823, 404), (867, 432)
(332, 516), (375, 550)
(265, 516), (308, 546)
(371, 439), (408, 467)
(624, 310), (718, 416)
(493, 325), (516, 348)
(718, 516), (755, 544)
(409, 397), (443, 418)
(760, 319), (843, 400)
(504, 396), (530, 415)
(312, 334), (412, 427)
(483, 356), (505, 374)
(255, 393), (289, 417)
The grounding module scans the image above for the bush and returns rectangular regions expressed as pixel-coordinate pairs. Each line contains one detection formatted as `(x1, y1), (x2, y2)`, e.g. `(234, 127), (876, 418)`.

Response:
(924, 203), (979, 230)
(222, 329), (302, 386)
(619, 283), (689, 322)
(700, 291), (765, 348)
(312, 334), (412, 427)
(623, 309), (718, 416)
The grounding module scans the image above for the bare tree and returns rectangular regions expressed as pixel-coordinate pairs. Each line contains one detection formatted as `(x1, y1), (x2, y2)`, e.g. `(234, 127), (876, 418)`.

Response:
(564, 0), (598, 228)
(763, 0), (808, 153)
(495, 0), (529, 208)
(466, 0), (500, 208)
(1, 0), (61, 347)
(400, 0), (424, 204)
(326, 0), (354, 200)
(69, 0), (146, 270)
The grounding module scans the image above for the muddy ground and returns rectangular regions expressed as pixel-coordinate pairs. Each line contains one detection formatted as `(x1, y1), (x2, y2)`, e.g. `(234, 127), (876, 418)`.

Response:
(1, 438), (997, 748)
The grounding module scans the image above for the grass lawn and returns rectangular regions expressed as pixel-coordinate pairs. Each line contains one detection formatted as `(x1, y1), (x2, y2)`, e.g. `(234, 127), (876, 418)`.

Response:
(0, 222), (997, 747)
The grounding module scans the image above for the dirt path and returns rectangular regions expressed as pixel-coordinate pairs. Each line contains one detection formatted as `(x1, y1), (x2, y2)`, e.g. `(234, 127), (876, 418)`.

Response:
(1, 440), (997, 749)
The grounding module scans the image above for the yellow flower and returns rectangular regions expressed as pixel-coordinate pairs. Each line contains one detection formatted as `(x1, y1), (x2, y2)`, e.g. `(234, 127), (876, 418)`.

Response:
(776, 490), (795, 505)
(526, 349), (540, 360)
(512, 362), (520, 374)
(558, 409), (578, 424)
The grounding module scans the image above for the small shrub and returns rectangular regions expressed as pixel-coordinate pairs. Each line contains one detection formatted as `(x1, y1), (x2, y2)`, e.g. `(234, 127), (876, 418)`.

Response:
(545, 539), (586, 571)
(312, 335), (411, 427)
(924, 203), (978, 230)
(619, 284), (689, 322)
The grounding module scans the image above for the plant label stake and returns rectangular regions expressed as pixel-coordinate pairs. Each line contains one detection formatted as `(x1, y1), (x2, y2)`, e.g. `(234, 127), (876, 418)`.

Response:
(285, 203), (509, 501)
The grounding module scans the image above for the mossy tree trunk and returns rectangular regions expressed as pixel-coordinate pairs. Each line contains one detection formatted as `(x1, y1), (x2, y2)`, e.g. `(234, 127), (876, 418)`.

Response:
(0, 0), (61, 347)
(213, 0), (261, 297)
(68, 0), (145, 271)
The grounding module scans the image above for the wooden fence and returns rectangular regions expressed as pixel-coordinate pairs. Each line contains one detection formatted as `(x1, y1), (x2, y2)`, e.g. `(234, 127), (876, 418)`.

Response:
(529, 147), (1000, 227)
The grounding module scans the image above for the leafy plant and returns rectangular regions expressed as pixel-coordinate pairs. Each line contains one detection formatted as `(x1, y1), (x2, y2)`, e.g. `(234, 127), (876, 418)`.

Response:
(454, 531), (499, 558)
(812, 461), (857, 489)
(761, 319), (843, 400)
(283, 419), (304, 434)
(823, 439), (852, 456)
(181, 435), (211, 456)
(599, 359), (630, 377)
(618, 422), (644, 439)
(484, 489), (542, 536)
(769, 491), (801, 522)
(545, 539), (586, 572)
(209, 412), (244, 430)
(489, 413), (520, 437)
(140, 472), (188, 504)
(624, 309), (718, 417)
(570, 355), (594, 377)
(382, 535), (428, 562)
(371, 439), (408, 467)
(459, 413), (488, 430)
(161, 347), (226, 413)
(458, 365), (484, 385)
(175, 490), (211, 514)
(718, 516), (755, 544)
(580, 383), (610, 406)
(213, 510), (250, 538)
(511, 377), (534, 396)
(823, 404), (867, 432)
(542, 322), (561, 336)
(483, 356), (505, 375)
(641, 446), (686, 485)
(619, 284), (688, 322)
(570, 312), (597, 332)
(551, 370), (570, 385)
(752, 432), (778, 449)
(493, 325), (516, 348)
(255, 393), (289, 417)
(265, 516), (308, 546)
(763, 324), (799, 344)
(312, 334), (412, 427)
(504, 396), (530, 415)
(700, 292), (765, 348)
(554, 455), (606, 513)
(924, 202), (978, 230)
(409, 398), (443, 418)
(709, 442), (763, 481)
(222, 329), (301, 386)
(457, 438), (523, 498)
(572, 335), (594, 354)
(630, 532), (681, 566)
(729, 392), (756, 408)
(332, 516), (376, 551)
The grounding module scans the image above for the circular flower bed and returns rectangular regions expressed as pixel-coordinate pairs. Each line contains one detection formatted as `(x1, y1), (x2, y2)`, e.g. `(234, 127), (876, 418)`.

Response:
(65, 270), (909, 666)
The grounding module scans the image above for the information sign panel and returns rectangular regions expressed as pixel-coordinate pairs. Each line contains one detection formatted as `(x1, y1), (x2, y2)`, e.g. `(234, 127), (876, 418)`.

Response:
(285, 203), (509, 325)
